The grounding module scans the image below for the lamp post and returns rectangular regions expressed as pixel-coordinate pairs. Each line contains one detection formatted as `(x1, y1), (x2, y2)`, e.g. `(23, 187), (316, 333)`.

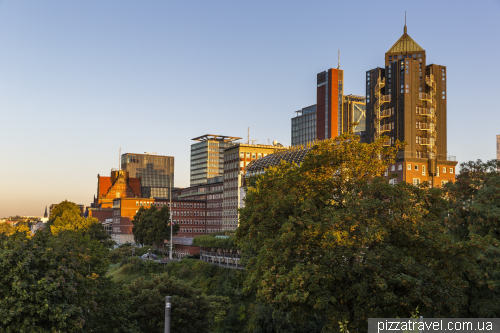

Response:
(164, 296), (171, 333)
(169, 179), (173, 260)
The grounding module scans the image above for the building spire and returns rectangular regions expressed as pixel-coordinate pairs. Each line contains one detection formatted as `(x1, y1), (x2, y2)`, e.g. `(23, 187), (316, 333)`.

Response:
(404, 11), (407, 34)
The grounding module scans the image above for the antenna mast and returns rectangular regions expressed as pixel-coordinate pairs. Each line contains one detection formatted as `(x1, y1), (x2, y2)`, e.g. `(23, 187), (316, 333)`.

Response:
(337, 49), (340, 69)
(404, 11), (407, 33)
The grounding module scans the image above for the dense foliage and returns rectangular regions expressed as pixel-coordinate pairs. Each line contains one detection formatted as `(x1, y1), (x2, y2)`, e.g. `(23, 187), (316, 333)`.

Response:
(193, 234), (237, 249)
(237, 132), (499, 331)
(0, 229), (113, 332)
(2, 154), (500, 332)
(132, 205), (179, 248)
(127, 273), (211, 333)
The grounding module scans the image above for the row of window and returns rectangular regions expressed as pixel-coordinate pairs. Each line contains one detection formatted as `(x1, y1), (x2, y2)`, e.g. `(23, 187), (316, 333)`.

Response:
(386, 163), (454, 175)
(180, 228), (205, 233)
(412, 179), (449, 186)
(388, 54), (422, 60)
(135, 201), (206, 209)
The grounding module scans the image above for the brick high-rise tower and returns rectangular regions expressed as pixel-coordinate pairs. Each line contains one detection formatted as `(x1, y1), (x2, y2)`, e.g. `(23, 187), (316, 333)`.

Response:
(365, 24), (457, 187)
(317, 68), (344, 140)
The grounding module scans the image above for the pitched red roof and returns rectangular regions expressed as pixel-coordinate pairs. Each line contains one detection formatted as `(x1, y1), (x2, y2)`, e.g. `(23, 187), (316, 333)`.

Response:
(98, 176), (112, 198)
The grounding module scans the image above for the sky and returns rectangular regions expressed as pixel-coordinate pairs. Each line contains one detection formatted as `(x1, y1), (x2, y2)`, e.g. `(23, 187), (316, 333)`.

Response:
(1, 0), (499, 218)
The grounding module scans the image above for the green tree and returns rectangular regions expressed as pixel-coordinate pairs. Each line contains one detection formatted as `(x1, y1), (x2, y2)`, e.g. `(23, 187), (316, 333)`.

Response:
(132, 205), (179, 248)
(237, 132), (477, 331)
(126, 273), (210, 333)
(446, 159), (500, 317)
(0, 229), (109, 332)
(48, 200), (82, 224)
(49, 201), (114, 247)
(0, 223), (13, 236)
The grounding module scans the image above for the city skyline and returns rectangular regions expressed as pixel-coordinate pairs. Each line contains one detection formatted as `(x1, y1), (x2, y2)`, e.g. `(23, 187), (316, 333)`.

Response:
(1, 0), (499, 217)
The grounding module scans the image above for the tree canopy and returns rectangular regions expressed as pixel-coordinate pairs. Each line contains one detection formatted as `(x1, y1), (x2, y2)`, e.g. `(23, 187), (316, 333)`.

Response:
(0, 230), (110, 332)
(49, 200), (114, 247)
(48, 200), (82, 224)
(236, 132), (487, 331)
(132, 205), (179, 246)
(126, 273), (211, 333)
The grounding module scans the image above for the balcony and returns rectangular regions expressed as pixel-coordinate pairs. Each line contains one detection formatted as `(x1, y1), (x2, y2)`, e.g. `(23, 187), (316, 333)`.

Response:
(418, 123), (435, 131)
(375, 95), (391, 109)
(382, 139), (391, 146)
(417, 107), (435, 117)
(378, 124), (392, 134)
(419, 138), (435, 146)
(379, 109), (392, 119)
(419, 93), (436, 106)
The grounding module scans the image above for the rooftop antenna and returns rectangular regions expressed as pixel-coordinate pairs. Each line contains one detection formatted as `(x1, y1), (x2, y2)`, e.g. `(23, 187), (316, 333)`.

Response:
(337, 49), (340, 69)
(404, 11), (407, 33)
(249, 139), (258, 145)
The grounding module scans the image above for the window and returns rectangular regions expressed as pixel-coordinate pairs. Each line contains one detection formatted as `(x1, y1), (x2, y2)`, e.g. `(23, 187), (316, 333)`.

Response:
(240, 152), (244, 158)
(391, 165), (395, 171)
(252, 153), (256, 159)
(389, 56), (392, 59)
(389, 178), (397, 185)
(240, 161), (243, 167)
(136, 201), (139, 206)
(407, 164), (412, 170)
(384, 168), (388, 176)
(246, 152), (250, 158)
(436, 168), (440, 177)
(413, 178), (421, 186)
(422, 165), (426, 176)
(398, 164), (402, 171)
(418, 54), (422, 57)
(398, 55), (402, 59)
(406, 70), (409, 74)
(257, 153), (262, 158)
(450, 168), (454, 173)
(441, 180), (449, 186)
(406, 89), (409, 93)
(415, 165), (419, 171)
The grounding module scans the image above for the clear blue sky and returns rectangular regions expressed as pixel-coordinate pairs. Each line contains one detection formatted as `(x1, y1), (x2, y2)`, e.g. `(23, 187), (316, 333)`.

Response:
(1, 0), (499, 218)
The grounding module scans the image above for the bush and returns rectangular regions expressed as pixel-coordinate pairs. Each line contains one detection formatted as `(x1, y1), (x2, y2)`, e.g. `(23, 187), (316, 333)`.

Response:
(108, 246), (134, 264)
(192, 234), (236, 249)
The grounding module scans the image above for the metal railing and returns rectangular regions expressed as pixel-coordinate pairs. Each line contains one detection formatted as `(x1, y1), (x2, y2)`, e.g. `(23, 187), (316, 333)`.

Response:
(397, 151), (457, 161)
(374, 95), (391, 110)
(418, 123), (435, 131)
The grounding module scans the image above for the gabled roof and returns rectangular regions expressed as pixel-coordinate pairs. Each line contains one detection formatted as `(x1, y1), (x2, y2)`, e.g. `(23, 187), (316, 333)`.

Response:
(387, 29), (423, 53)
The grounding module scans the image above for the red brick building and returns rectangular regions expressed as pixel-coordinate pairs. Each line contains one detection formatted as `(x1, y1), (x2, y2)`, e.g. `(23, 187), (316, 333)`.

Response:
(172, 176), (223, 234)
(89, 169), (141, 223)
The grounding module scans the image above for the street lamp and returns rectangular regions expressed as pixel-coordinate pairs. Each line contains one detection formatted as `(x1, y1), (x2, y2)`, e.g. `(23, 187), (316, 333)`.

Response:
(169, 179), (173, 260)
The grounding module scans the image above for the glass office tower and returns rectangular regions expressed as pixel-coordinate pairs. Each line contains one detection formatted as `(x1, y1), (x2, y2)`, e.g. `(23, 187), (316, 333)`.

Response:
(121, 153), (174, 198)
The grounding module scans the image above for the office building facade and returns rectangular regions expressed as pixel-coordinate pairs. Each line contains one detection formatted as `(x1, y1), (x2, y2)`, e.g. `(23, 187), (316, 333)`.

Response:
(365, 24), (457, 187)
(317, 68), (344, 140)
(291, 105), (317, 146)
(291, 70), (366, 146)
(172, 176), (223, 234)
(222, 143), (288, 231)
(121, 153), (174, 199)
(190, 134), (241, 186)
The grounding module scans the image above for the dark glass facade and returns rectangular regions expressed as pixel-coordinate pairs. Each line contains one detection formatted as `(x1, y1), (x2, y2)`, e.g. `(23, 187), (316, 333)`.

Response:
(121, 153), (174, 199)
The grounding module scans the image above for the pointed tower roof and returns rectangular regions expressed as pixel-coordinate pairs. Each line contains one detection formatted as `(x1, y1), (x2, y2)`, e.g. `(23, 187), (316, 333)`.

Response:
(387, 25), (423, 53)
